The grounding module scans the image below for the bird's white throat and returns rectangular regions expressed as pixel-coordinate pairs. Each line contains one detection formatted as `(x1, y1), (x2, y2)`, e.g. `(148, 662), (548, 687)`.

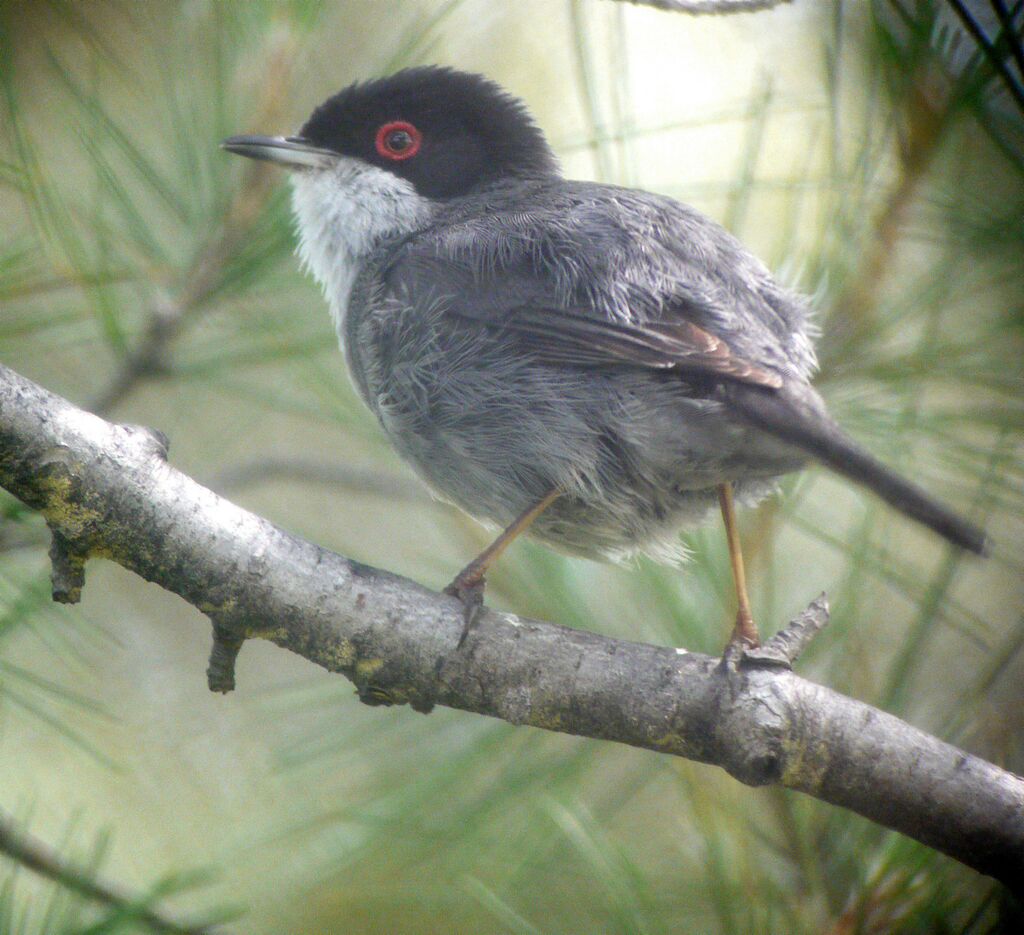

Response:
(290, 159), (433, 344)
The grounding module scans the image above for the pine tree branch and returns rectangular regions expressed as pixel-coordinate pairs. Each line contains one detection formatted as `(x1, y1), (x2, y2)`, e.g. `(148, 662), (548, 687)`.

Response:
(0, 363), (1021, 892)
(616, 0), (791, 14)
(89, 28), (300, 416)
(0, 808), (223, 935)
(212, 456), (429, 502)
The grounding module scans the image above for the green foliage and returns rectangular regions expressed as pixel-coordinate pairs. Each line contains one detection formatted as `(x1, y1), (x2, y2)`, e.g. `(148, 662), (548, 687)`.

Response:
(0, 1), (1020, 932)
(0, 808), (235, 934)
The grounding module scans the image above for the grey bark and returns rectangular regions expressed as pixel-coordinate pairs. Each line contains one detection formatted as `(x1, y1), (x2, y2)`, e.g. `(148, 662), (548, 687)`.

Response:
(0, 363), (1021, 891)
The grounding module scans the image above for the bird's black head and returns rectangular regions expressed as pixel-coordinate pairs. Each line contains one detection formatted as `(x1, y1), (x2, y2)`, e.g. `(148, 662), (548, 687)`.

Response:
(296, 66), (559, 199)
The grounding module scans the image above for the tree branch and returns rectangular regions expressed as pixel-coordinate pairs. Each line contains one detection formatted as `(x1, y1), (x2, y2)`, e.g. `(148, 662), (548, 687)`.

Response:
(0, 808), (222, 935)
(0, 363), (1021, 892)
(212, 456), (429, 502)
(616, 0), (791, 13)
(89, 28), (300, 416)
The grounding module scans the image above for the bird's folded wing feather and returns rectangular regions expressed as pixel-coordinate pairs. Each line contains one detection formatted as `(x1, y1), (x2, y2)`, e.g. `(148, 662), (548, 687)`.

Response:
(382, 230), (784, 390)
(491, 306), (783, 388)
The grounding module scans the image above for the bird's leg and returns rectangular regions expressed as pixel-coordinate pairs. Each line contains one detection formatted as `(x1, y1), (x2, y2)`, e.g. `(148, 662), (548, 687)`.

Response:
(718, 482), (760, 649)
(445, 488), (561, 646)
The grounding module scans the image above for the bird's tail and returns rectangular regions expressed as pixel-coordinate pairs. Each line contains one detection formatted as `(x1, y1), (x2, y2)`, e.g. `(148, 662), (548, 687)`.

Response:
(724, 383), (988, 555)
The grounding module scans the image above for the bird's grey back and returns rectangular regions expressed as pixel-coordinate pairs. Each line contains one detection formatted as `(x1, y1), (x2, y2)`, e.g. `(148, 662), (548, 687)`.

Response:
(415, 179), (818, 381)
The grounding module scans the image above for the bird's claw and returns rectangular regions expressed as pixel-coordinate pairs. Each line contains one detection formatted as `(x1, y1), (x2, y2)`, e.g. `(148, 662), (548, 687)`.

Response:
(444, 576), (486, 647)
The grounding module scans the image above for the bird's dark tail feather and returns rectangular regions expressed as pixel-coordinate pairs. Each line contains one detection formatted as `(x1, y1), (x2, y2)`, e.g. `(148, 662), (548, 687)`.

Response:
(724, 384), (989, 555)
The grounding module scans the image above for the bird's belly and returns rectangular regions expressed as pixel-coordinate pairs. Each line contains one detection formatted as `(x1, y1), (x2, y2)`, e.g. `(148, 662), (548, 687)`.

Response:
(362, 340), (801, 563)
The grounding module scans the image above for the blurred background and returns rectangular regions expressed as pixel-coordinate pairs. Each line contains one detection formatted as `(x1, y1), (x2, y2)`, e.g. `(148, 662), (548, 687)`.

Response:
(1, 0), (1022, 931)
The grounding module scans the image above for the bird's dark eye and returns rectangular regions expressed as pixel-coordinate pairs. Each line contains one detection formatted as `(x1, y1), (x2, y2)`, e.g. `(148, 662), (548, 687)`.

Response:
(375, 121), (422, 161)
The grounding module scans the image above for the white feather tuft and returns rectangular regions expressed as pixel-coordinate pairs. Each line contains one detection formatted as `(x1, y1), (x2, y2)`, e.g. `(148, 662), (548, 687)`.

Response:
(289, 159), (433, 346)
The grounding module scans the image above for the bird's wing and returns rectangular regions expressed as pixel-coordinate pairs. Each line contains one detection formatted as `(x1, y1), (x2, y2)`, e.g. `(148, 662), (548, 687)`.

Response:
(489, 305), (783, 388)
(380, 187), (804, 390)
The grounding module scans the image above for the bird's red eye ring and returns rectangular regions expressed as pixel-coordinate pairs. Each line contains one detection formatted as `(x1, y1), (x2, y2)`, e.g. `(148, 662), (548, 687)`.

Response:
(375, 121), (422, 161)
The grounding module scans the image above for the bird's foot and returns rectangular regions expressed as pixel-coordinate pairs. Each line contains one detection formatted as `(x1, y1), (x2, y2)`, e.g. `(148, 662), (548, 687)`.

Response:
(727, 608), (760, 652)
(719, 609), (762, 674)
(443, 574), (487, 647)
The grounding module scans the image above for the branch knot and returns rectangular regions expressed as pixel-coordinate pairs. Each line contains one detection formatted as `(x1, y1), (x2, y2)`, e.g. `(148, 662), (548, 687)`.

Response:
(207, 622), (245, 694)
(48, 528), (88, 604)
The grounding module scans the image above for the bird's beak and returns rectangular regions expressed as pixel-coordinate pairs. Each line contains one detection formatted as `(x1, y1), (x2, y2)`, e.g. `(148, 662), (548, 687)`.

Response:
(220, 135), (337, 169)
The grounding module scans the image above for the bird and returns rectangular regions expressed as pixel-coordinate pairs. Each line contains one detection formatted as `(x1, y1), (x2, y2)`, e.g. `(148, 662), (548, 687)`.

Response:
(222, 66), (987, 649)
